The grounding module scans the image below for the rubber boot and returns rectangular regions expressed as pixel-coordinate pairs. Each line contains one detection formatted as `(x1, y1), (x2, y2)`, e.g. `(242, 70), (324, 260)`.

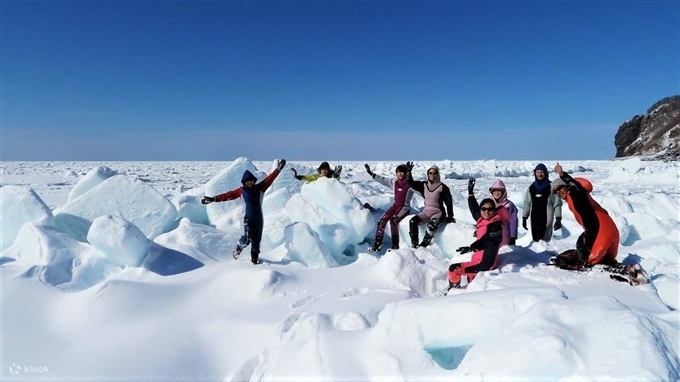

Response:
(368, 236), (383, 252)
(419, 233), (433, 248)
(409, 216), (421, 248)
(409, 231), (419, 248)
(390, 235), (399, 250)
(233, 245), (243, 259)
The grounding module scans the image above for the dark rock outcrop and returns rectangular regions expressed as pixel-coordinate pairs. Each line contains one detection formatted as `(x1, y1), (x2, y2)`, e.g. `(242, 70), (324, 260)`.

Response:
(615, 95), (680, 161)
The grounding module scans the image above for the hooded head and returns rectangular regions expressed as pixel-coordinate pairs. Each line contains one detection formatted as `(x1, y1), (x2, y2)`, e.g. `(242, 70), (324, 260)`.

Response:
(318, 162), (331, 172)
(317, 161), (332, 177)
(426, 165), (441, 184)
(241, 170), (258, 186)
(533, 163), (550, 191)
(489, 179), (508, 205)
(534, 163), (548, 176)
(551, 177), (567, 192)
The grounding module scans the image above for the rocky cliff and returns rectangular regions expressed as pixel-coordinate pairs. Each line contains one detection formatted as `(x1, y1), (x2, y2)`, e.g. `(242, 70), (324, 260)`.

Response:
(614, 95), (680, 161)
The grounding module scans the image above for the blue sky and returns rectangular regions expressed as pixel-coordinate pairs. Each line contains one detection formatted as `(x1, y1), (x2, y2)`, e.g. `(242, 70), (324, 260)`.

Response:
(1, 1), (678, 161)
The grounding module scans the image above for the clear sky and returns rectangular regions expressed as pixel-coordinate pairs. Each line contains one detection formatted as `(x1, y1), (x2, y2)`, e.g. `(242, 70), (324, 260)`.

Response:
(1, 1), (678, 161)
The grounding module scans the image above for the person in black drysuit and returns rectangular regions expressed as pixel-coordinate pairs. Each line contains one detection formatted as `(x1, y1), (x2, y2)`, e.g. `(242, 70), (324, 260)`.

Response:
(522, 163), (563, 242)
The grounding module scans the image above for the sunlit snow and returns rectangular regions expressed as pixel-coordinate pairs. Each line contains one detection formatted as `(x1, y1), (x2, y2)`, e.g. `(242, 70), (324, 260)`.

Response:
(1, 158), (678, 381)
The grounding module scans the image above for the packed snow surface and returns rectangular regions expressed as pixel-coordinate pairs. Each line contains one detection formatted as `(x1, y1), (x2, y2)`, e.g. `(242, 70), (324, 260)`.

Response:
(1, 158), (679, 381)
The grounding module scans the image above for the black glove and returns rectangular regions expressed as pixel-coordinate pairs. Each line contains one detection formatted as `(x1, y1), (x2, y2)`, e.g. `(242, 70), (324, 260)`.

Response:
(456, 246), (473, 254)
(364, 164), (374, 177)
(334, 165), (342, 176)
(522, 217), (528, 230)
(405, 161), (414, 173)
(201, 196), (215, 205)
(467, 178), (476, 195)
(276, 159), (287, 170)
(509, 237), (516, 245)
(446, 216), (456, 223)
(553, 217), (562, 230)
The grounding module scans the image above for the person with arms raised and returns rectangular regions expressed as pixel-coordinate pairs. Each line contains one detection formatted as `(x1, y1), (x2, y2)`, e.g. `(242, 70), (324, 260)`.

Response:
(364, 163), (415, 252)
(202, 159), (286, 265)
(290, 161), (342, 182)
(405, 162), (455, 248)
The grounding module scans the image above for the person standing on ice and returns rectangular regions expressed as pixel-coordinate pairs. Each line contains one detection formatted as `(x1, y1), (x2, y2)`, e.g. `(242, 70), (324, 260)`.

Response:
(364, 163), (416, 252)
(448, 178), (504, 289)
(405, 162), (455, 248)
(290, 161), (342, 182)
(201, 159), (286, 265)
(488, 179), (518, 245)
(522, 163), (563, 242)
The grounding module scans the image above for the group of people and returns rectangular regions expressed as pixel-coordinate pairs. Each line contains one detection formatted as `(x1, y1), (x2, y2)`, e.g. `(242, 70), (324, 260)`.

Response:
(200, 160), (633, 288)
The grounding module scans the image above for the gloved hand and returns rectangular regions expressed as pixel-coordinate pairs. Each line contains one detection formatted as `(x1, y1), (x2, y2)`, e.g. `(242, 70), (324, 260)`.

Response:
(467, 178), (476, 195)
(334, 165), (342, 175)
(456, 246), (473, 254)
(446, 216), (456, 223)
(364, 164), (374, 177)
(553, 217), (562, 230)
(276, 159), (287, 170)
(522, 217), (528, 230)
(291, 168), (298, 177)
(201, 196), (215, 205)
(509, 237), (516, 245)
(405, 161), (414, 173)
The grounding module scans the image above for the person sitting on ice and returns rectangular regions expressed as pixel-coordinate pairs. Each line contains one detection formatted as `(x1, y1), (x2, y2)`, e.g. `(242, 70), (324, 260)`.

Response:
(201, 159), (286, 265)
(290, 161), (342, 182)
(364, 163), (416, 252)
(488, 179), (518, 245)
(448, 178), (505, 289)
(550, 163), (646, 284)
(405, 162), (455, 248)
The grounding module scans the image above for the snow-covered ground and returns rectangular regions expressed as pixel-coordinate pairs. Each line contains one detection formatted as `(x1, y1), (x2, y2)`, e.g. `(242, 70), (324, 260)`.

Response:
(1, 157), (679, 381)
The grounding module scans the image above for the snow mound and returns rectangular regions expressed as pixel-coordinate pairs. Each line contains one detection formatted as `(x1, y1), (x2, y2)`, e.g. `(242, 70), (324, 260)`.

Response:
(285, 193), (353, 256)
(300, 177), (375, 243)
(87, 215), (150, 267)
(55, 175), (178, 240)
(68, 165), (117, 202)
(4, 222), (87, 286)
(282, 222), (337, 268)
(0, 185), (54, 250)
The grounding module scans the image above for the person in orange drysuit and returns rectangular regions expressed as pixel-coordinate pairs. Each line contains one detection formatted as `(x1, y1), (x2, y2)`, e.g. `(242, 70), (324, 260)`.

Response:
(552, 163), (619, 266)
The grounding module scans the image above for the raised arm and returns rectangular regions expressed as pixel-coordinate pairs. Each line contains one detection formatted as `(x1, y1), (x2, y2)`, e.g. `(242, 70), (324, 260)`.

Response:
(257, 169), (281, 192)
(467, 178), (482, 220)
(468, 194), (482, 221)
(214, 187), (243, 202)
(555, 162), (583, 192)
(406, 161), (425, 195)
